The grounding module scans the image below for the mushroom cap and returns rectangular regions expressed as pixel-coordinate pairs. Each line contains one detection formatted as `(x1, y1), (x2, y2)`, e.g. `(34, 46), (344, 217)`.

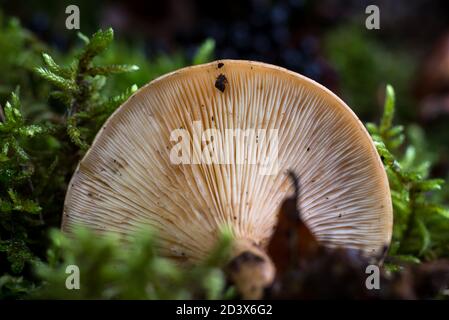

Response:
(62, 60), (392, 260)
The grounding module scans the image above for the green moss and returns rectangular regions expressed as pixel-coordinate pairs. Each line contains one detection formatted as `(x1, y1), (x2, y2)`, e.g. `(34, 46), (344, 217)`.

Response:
(367, 85), (449, 261)
(32, 227), (233, 299)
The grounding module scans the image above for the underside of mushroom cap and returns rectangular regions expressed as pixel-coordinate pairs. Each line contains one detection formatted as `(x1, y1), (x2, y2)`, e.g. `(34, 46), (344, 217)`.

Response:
(62, 60), (393, 261)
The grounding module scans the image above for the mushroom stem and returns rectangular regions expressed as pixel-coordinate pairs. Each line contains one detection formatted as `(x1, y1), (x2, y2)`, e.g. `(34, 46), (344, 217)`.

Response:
(226, 238), (275, 299)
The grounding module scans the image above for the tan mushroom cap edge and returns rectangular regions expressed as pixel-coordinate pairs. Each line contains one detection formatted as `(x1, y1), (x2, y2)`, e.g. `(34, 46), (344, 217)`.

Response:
(62, 60), (393, 262)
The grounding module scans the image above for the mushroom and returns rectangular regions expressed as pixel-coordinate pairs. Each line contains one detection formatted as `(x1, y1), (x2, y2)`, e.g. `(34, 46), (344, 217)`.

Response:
(62, 60), (392, 296)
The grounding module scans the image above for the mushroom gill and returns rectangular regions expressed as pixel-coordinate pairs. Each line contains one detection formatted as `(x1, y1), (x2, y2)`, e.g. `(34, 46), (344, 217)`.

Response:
(62, 60), (392, 268)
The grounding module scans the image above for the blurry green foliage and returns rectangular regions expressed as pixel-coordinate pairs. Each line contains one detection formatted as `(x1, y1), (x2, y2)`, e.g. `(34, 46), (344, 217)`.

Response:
(367, 85), (449, 261)
(0, 13), (51, 119)
(325, 24), (415, 121)
(32, 227), (234, 299)
(193, 39), (216, 65)
(98, 37), (215, 92)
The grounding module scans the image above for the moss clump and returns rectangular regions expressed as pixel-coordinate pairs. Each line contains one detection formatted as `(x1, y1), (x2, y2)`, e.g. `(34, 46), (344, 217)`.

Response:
(31, 227), (234, 299)
(367, 85), (449, 262)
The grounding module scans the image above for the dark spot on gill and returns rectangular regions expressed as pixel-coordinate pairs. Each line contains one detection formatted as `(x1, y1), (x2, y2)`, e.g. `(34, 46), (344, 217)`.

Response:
(215, 74), (228, 93)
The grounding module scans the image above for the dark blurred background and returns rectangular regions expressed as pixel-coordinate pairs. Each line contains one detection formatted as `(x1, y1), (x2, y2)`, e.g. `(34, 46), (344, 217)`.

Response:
(2, 0), (449, 177)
